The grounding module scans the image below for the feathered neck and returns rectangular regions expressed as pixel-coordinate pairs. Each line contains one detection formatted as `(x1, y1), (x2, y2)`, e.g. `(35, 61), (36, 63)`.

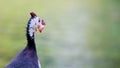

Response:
(26, 18), (36, 48)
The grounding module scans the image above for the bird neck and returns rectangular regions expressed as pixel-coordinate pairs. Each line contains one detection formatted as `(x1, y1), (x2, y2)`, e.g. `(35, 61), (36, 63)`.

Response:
(26, 18), (36, 48)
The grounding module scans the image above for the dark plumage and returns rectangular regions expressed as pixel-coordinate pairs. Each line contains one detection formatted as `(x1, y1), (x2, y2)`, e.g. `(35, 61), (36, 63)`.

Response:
(5, 46), (39, 68)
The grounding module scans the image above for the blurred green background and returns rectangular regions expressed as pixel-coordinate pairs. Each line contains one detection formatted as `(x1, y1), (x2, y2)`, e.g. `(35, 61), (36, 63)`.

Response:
(0, 0), (120, 68)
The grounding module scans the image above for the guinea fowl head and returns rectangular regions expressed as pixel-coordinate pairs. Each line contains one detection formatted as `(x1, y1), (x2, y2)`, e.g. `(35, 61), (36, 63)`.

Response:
(28, 12), (45, 37)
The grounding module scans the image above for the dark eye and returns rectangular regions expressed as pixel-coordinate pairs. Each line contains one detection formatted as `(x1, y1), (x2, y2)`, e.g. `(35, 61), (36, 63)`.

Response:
(38, 19), (40, 22)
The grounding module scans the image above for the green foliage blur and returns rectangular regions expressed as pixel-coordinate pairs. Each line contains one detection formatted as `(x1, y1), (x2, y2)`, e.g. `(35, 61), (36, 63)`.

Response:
(0, 0), (120, 68)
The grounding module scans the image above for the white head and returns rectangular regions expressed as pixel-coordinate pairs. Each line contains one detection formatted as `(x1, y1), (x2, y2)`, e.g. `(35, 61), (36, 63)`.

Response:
(28, 12), (45, 37)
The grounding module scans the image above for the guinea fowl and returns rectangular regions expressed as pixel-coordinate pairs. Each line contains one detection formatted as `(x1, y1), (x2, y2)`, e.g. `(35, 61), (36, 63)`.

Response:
(5, 12), (46, 68)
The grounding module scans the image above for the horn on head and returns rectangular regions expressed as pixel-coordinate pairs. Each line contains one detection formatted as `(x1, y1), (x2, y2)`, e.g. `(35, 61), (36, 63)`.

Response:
(30, 12), (37, 18)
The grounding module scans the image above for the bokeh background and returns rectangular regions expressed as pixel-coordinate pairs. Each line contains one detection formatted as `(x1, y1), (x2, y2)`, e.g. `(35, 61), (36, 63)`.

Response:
(0, 0), (120, 68)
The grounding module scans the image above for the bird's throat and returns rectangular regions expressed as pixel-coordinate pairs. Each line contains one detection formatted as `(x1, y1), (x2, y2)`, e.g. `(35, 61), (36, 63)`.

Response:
(26, 19), (36, 46)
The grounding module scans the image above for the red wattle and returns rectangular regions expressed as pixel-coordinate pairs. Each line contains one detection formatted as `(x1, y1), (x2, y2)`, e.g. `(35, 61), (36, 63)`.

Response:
(39, 28), (44, 33)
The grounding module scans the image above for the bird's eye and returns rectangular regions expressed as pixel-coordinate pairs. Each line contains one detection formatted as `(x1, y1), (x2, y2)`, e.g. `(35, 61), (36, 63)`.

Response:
(38, 19), (40, 22)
